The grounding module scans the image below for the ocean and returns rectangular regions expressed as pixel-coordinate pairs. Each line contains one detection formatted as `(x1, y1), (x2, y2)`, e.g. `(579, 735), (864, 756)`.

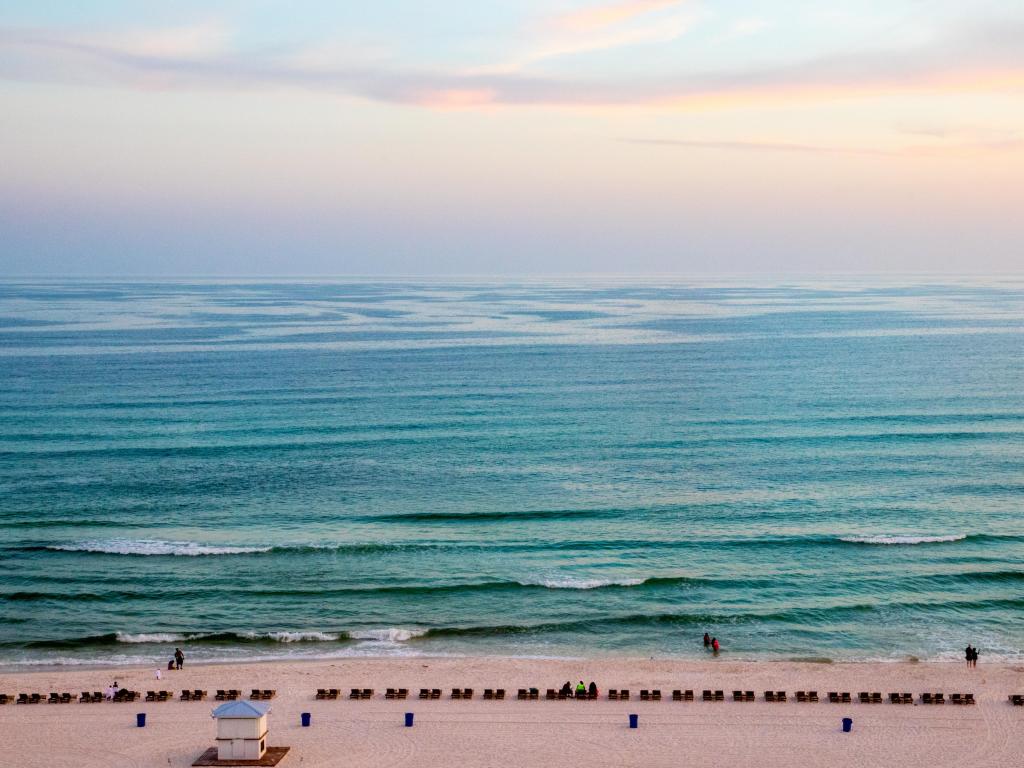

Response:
(1, 277), (1023, 668)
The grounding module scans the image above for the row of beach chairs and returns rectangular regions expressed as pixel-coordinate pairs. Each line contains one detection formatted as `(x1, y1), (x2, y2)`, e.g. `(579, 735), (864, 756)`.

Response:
(302, 687), (987, 704)
(250, 689), (276, 700)
(215, 689), (241, 700)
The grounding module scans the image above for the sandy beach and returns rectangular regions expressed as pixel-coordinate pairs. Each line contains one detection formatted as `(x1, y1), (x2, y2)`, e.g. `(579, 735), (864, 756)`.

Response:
(1, 656), (1022, 767)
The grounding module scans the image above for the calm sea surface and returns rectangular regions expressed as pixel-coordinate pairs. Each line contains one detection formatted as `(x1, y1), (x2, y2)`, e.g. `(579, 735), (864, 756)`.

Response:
(1, 277), (1023, 667)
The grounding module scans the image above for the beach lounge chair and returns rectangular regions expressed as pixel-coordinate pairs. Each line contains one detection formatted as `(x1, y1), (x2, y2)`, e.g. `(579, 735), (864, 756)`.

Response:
(715, 690), (724, 701)
(796, 691), (807, 703)
(889, 693), (900, 704)
(419, 688), (430, 699)
(495, 689), (505, 699)
(1008, 695), (1023, 706)
(672, 690), (682, 701)
(640, 690), (650, 701)
(619, 689), (630, 700)
(252, 689), (264, 700)
(47, 693), (59, 704)
(0, 694), (8, 705)
(463, 689), (473, 699)
(765, 691), (776, 703)
(733, 691), (745, 702)
(558, 690), (569, 700)
(609, 690), (619, 700)
(702, 690), (713, 702)
(871, 692), (882, 703)
(964, 693), (975, 705)
(317, 689), (330, 700)
(934, 693), (945, 704)
(145, 691), (157, 702)
(528, 688), (539, 699)
(181, 690), (192, 701)
(652, 689), (662, 700)
(546, 689), (557, 700)
(841, 692), (851, 703)
(92, 691), (104, 702)
(16, 693), (29, 704)
(828, 692), (838, 703)
(859, 692), (869, 704)
(158, 691), (171, 701)
(951, 693), (962, 705)
(452, 689), (462, 700)
(484, 689), (494, 699)
(517, 688), (529, 700)
(901, 693), (913, 704)
(398, 688), (408, 699)
(216, 690), (228, 701)
(921, 693), (933, 705)
(776, 691), (787, 702)
(431, 689), (441, 699)
(385, 688), (398, 699)
(350, 688), (362, 699)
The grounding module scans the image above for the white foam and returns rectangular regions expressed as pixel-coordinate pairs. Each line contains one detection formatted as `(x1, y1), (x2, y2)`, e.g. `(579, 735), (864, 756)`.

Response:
(115, 632), (186, 643)
(241, 631), (342, 643)
(839, 534), (967, 545)
(519, 576), (647, 589)
(48, 539), (271, 556)
(349, 628), (427, 643)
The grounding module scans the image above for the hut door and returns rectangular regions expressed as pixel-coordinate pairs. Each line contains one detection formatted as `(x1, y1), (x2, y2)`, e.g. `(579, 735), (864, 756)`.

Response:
(232, 739), (245, 758)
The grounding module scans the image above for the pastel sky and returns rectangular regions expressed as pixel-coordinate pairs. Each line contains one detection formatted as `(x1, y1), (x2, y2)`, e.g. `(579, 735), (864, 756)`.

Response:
(1, 1), (1023, 275)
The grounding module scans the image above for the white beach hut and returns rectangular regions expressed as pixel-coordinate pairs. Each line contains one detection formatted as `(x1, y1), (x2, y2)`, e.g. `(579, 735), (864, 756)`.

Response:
(212, 700), (269, 761)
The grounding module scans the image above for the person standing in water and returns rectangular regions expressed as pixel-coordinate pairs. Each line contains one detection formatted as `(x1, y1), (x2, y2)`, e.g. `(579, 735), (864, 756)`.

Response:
(175, 647), (185, 670)
(703, 632), (711, 648)
(712, 637), (720, 655)
(971, 646), (979, 668)
(964, 645), (973, 668)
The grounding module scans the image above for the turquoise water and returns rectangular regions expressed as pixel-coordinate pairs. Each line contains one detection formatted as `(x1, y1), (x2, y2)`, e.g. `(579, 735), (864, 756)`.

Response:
(1, 277), (1023, 667)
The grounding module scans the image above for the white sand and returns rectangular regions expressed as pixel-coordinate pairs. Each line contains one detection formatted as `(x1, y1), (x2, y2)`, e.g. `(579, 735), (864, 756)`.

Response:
(1, 656), (1022, 767)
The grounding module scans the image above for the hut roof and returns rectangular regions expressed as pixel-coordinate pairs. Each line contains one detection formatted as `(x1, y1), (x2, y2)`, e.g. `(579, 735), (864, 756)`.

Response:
(212, 700), (269, 719)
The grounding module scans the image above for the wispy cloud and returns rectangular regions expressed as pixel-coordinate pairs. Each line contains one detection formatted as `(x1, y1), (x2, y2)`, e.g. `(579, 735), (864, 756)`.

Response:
(477, 0), (695, 73)
(1, 18), (1022, 109)
(621, 134), (1024, 156)
(551, 0), (684, 33)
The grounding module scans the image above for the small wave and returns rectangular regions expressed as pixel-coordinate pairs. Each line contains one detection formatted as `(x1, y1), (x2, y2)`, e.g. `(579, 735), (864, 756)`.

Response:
(519, 576), (647, 590)
(839, 534), (967, 545)
(238, 631), (343, 643)
(46, 539), (273, 556)
(115, 632), (187, 643)
(349, 628), (427, 643)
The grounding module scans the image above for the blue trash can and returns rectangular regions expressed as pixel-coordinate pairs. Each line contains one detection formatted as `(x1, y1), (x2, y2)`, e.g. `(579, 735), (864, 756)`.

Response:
(629, 714), (638, 729)
(842, 717), (852, 733)
(301, 712), (311, 727)
(405, 712), (414, 727)
(136, 713), (146, 728)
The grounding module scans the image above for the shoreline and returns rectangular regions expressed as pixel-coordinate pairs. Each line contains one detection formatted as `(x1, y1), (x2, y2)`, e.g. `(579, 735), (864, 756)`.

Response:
(1, 649), (1009, 675)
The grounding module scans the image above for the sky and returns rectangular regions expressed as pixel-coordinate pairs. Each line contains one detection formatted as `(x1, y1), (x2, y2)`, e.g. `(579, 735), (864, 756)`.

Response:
(1, 0), (1023, 276)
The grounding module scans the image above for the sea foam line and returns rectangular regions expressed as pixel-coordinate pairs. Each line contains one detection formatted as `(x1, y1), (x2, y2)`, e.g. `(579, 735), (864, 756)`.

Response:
(838, 534), (967, 545)
(47, 539), (272, 556)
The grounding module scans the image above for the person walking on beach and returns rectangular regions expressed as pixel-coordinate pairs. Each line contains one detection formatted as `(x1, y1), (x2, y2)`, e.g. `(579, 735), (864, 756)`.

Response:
(175, 647), (185, 670)
(703, 632), (711, 648)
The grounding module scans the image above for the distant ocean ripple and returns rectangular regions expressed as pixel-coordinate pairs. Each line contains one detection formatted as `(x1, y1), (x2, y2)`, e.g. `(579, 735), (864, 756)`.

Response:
(1, 277), (1024, 667)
